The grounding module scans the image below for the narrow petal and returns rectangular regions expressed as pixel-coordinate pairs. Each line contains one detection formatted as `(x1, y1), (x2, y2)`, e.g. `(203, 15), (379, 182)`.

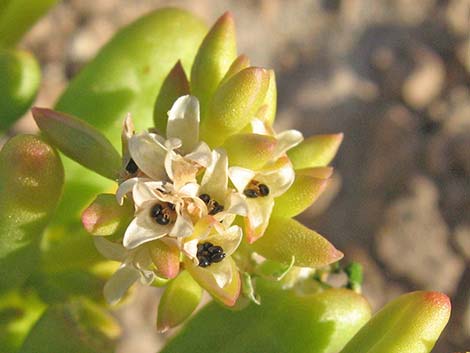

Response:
(185, 142), (212, 168)
(123, 217), (168, 249)
(245, 197), (274, 243)
(200, 149), (228, 202)
(207, 225), (242, 256)
(103, 265), (140, 305)
(226, 192), (248, 216)
(274, 130), (303, 158)
(228, 166), (256, 193)
(116, 177), (139, 205)
(260, 157), (295, 197)
(169, 211), (194, 238)
(210, 260), (233, 288)
(132, 181), (161, 208)
(128, 132), (168, 180)
(93, 237), (127, 262)
(166, 95), (200, 153)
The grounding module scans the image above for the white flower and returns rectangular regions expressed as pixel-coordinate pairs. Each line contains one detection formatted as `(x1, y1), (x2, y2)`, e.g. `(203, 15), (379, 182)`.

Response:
(117, 179), (205, 249)
(94, 237), (155, 305)
(229, 156), (295, 243)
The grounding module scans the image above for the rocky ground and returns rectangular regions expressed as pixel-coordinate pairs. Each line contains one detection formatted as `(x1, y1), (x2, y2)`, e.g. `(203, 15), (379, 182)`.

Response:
(13, 0), (470, 352)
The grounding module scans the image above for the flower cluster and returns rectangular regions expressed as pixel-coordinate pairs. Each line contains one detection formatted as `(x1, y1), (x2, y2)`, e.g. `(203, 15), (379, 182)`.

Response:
(92, 95), (303, 306)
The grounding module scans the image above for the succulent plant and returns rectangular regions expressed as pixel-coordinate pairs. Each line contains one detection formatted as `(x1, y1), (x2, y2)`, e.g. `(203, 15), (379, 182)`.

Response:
(0, 8), (451, 353)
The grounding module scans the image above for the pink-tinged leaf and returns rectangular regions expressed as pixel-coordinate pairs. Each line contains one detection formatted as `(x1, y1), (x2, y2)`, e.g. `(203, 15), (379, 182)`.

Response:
(272, 174), (330, 218)
(219, 54), (251, 87)
(184, 257), (241, 307)
(201, 67), (270, 146)
(339, 291), (451, 353)
(252, 217), (343, 267)
(191, 12), (237, 120)
(153, 60), (190, 133)
(222, 133), (277, 170)
(81, 193), (133, 236)
(157, 270), (202, 332)
(32, 107), (121, 180)
(256, 69), (277, 124)
(295, 166), (334, 179)
(149, 240), (180, 279)
(287, 133), (344, 169)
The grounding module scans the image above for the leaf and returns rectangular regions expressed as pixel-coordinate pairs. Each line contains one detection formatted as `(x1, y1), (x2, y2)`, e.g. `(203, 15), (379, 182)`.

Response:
(157, 271), (202, 332)
(222, 133), (277, 169)
(52, 8), (207, 225)
(287, 133), (344, 169)
(32, 108), (121, 180)
(153, 60), (190, 133)
(339, 291), (451, 353)
(0, 49), (40, 130)
(251, 217), (343, 267)
(0, 0), (58, 47)
(161, 281), (371, 353)
(19, 299), (120, 353)
(201, 67), (270, 146)
(272, 173), (329, 218)
(256, 69), (277, 124)
(148, 240), (180, 279)
(81, 193), (133, 236)
(0, 135), (63, 293)
(191, 12), (237, 121)
(219, 54), (250, 87)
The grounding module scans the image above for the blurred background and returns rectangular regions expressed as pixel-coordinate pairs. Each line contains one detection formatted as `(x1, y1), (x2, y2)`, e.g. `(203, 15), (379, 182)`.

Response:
(6, 0), (469, 352)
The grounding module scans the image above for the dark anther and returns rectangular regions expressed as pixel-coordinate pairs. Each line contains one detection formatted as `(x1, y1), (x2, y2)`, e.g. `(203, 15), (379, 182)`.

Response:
(156, 214), (170, 225)
(125, 159), (138, 174)
(168, 203), (176, 211)
(197, 242), (226, 267)
(150, 204), (162, 218)
(209, 202), (224, 215)
(258, 183), (270, 196)
(199, 194), (211, 204)
(244, 189), (258, 198)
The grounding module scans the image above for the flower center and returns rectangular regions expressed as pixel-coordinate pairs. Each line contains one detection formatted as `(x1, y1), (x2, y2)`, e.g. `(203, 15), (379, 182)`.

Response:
(196, 242), (226, 267)
(199, 194), (224, 215)
(243, 180), (270, 198)
(125, 158), (139, 174)
(150, 202), (176, 225)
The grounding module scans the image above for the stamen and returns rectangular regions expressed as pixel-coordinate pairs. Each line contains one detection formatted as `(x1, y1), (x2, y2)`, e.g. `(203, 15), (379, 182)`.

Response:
(197, 242), (226, 267)
(244, 180), (270, 198)
(258, 183), (270, 196)
(243, 189), (258, 198)
(199, 194), (211, 204)
(150, 202), (175, 225)
(125, 158), (138, 174)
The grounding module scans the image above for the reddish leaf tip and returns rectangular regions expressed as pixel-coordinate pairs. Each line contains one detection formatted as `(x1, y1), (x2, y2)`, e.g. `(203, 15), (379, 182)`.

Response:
(423, 291), (451, 309)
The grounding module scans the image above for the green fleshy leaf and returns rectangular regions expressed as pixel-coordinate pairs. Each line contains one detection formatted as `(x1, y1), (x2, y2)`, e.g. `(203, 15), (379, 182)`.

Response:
(52, 8), (207, 225)
(148, 240), (180, 279)
(191, 12), (237, 120)
(272, 173), (329, 218)
(222, 133), (277, 170)
(251, 217), (343, 268)
(0, 135), (63, 293)
(81, 193), (133, 236)
(161, 280), (371, 353)
(0, 49), (40, 130)
(20, 299), (120, 353)
(201, 67), (270, 146)
(0, 0), (58, 47)
(339, 291), (451, 353)
(33, 108), (121, 180)
(295, 166), (333, 179)
(256, 257), (296, 282)
(157, 270), (202, 332)
(287, 133), (344, 169)
(219, 54), (250, 87)
(153, 60), (190, 133)
(256, 69), (277, 124)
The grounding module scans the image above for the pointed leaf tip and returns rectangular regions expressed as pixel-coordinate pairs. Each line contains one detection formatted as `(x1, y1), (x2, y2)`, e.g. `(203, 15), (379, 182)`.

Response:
(32, 107), (121, 180)
(288, 133), (344, 169)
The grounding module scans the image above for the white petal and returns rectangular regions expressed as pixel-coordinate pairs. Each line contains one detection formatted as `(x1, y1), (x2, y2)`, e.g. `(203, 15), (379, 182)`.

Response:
(273, 129), (303, 159)
(166, 95), (200, 153)
(169, 211), (193, 238)
(260, 159), (295, 197)
(200, 149), (228, 202)
(209, 260), (233, 288)
(228, 167), (256, 193)
(250, 118), (270, 135)
(128, 133), (168, 180)
(226, 192), (248, 216)
(93, 237), (127, 262)
(132, 181), (161, 208)
(246, 196), (274, 230)
(116, 177), (139, 205)
(185, 142), (212, 168)
(123, 217), (168, 249)
(183, 238), (199, 260)
(104, 265), (140, 305)
(179, 182), (199, 197)
(208, 225), (242, 256)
